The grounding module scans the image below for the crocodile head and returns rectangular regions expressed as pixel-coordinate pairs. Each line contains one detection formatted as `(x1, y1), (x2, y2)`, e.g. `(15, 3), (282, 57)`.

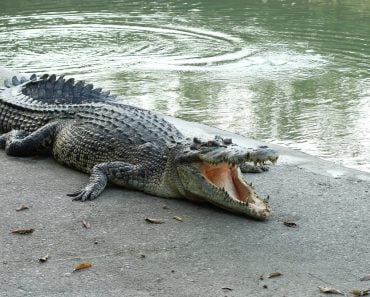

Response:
(174, 136), (278, 220)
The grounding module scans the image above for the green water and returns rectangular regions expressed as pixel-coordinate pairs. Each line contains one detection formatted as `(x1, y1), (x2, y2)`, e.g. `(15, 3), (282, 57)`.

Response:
(1, 0), (370, 171)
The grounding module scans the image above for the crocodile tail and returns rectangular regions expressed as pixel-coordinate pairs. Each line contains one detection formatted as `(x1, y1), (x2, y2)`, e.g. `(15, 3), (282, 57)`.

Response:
(4, 73), (118, 106)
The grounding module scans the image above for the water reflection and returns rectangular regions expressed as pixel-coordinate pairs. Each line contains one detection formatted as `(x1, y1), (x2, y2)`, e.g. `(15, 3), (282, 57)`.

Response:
(0, 0), (370, 171)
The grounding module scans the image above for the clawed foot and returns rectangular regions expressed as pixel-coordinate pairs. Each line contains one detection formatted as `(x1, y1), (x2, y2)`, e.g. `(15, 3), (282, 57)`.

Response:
(67, 183), (105, 201)
(240, 163), (270, 173)
(242, 146), (279, 173)
(68, 164), (108, 201)
(250, 146), (279, 165)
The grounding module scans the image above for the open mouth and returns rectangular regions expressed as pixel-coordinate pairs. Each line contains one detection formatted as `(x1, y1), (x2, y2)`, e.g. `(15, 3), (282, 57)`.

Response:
(201, 162), (253, 204)
(200, 161), (270, 219)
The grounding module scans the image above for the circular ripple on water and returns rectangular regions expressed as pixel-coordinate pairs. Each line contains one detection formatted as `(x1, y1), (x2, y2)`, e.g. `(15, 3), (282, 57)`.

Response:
(0, 12), (325, 78)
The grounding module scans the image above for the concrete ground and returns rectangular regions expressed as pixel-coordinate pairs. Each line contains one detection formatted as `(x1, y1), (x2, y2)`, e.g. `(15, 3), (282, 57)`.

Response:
(0, 68), (369, 296)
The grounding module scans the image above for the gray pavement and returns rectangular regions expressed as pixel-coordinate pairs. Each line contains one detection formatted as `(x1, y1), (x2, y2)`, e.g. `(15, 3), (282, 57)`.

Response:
(0, 68), (369, 296)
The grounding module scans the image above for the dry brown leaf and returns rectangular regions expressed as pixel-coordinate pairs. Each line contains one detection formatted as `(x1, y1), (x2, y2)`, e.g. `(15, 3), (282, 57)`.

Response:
(16, 204), (30, 212)
(173, 216), (183, 222)
(351, 289), (370, 296)
(360, 275), (370, 281)
(267, 272), (282, 278)
(39, 255), (49, 262)
(145, 218), (163, 224)
(82, 219), (91, 229)
(73, 262), (92, 272)
(283, 221), (298, 228)
(11, 228), (34, 234)
(318, 286), (344, 295)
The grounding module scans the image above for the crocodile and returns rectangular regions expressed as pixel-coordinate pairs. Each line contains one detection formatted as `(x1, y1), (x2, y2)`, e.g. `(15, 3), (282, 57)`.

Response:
(0, 72), (278, 219)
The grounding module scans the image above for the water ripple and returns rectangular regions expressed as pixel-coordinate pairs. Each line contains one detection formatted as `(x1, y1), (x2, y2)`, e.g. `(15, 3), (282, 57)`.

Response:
(1, 3), (369, 172)
(0, 12), (326, 77)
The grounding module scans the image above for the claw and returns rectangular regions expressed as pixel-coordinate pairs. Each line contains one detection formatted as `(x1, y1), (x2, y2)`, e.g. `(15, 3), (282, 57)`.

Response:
(72, 193), (85, 201)
(67, 182), (103, 201)
(67, 190), (91, 201)
(67, 190), (82, 197)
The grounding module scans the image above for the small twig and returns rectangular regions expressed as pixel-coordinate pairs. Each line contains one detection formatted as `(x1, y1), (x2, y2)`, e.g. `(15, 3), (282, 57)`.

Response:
(307, 272), (335, 287)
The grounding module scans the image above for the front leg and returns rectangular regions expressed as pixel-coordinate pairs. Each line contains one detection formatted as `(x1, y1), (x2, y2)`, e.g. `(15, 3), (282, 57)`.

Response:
(239, 163), (269, 173)
(68, 161), (147, 201)
(241, 146), (279, 173)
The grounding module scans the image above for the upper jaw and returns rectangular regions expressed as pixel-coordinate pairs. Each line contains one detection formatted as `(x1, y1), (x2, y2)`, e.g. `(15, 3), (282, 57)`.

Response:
(176, 136), (279, 167)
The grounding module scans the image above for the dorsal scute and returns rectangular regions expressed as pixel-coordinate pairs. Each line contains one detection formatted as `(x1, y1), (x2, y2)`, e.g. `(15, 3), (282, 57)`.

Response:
(12, 73), (118, 106)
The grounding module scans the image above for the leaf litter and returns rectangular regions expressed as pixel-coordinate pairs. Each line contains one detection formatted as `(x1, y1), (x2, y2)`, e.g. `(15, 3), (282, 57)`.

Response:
(39, 255), (49, 262)
(82, 219), (91, 229)
(16, 204), (30, 211)
(351, 289), (370, 296)
(318, 286), (344, 295)
(73, 262), (92, 272)
(11, 228), (34, 234)
(173, 216), (183, 222)
(145, 218), (163, 224)
(267, 272), (282, 279)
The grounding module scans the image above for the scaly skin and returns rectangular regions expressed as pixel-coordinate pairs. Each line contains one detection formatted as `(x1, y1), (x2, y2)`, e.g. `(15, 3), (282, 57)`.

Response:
(0, 73), (278, 219)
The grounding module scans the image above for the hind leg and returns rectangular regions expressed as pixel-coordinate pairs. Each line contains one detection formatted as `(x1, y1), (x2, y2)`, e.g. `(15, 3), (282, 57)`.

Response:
(0, 122), (59, 156)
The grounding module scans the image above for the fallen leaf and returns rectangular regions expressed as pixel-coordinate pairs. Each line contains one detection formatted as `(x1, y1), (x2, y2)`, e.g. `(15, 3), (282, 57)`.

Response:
(39, 255), (49, 262)
(73, 262), (92, 272)
(360, 275), (370, 281)
(145, 218), (163, 224)
(11, 228), (34, 234)
(173, 216), (183, 222)
(283, 221), (297, 228)
(82, 219), (91, 229)
(267, 272), (282, 278)
(16, 204), (30, 211)
(351, 289), (370, 296)
(318, 286), (344, 295)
